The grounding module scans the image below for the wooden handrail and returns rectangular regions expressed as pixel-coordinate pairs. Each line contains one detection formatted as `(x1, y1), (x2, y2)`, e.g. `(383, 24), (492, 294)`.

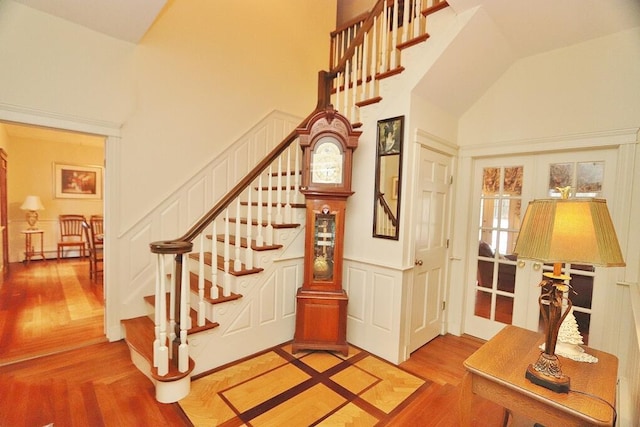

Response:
(377, 192), (397, 227)
(150, 72), (335, 255)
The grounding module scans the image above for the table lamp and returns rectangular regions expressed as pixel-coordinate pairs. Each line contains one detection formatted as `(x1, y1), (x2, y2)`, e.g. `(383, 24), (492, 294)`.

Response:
(513, 188), (625, 393)
(20, 195), (44, 230)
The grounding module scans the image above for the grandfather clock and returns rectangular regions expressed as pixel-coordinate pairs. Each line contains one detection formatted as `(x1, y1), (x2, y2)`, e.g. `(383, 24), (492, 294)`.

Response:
(291, 106), (360, 355)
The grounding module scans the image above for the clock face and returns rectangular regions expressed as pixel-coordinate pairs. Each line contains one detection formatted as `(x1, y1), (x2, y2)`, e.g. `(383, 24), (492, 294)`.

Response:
(311, 137), (344, 184)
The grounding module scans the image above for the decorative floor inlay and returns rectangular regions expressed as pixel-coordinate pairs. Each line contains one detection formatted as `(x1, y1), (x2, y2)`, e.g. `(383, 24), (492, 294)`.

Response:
(179, 343), (429, 426)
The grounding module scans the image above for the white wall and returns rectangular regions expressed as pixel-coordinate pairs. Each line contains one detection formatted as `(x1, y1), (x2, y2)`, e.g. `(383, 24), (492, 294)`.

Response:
(0, 1), (135, 125)
(458, 28), (640, 146)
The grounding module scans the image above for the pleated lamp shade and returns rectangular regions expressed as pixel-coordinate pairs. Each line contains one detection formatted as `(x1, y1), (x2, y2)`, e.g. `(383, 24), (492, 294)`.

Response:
(513, 198), (625, 267)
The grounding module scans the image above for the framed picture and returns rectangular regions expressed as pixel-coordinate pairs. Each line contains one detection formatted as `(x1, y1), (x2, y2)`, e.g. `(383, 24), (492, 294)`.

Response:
(53, 163), (103, 199)
(377, 116), (403, 155)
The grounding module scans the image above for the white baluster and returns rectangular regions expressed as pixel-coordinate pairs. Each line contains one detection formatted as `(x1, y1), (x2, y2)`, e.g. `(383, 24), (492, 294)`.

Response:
(234, 198), (242, 271)
(413, 0), (421, 39)
(334, 72), (341, 112)
(351, 47), (359, 122)
(168, 258), (176, 356)
(223, 209), (231, 297)
(156, 254), (168, 376)
(362, 28), (370, 101)
(210, 221), (219, 299)
(294, 141), (300, 203)
(197, 234), (205, 327)
(402, 0), (410, 44)
(179, 253), (189, 373)
(266, 166), (274, 245)
(381, 5), (389, 72)
(391, 0), (399, 70)
(153, 254), (162, 368)
(284, 147), (292, 224)
(246, 184), (254, 270)
(275, 156), (283, 224)
(343, 59), (350, 116)
(256, 174), (264, 246)
(183, 253), (191, 331)
(370, 16), (378, 100)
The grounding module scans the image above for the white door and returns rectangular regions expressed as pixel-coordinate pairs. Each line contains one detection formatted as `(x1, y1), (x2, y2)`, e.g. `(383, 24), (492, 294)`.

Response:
(409, 147), (452, 353)
(464, 149), (618, 344)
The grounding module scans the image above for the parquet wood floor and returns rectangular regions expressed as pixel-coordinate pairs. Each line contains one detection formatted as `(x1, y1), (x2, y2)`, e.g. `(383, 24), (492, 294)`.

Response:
(0, 259), (505, 426)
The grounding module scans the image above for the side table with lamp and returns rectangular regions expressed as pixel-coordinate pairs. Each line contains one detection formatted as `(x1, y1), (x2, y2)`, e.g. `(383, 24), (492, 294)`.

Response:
(461, 187), (625, 425)
(20, 195), (46, 264)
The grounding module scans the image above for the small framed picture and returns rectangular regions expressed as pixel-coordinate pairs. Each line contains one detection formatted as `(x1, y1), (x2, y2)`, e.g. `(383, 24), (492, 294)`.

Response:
(377, 116), (403, 155)
(53, 163), (103, 199)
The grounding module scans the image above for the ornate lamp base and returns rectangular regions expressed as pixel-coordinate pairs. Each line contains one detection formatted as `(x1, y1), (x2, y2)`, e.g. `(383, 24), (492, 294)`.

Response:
(525, 353), (570, 393)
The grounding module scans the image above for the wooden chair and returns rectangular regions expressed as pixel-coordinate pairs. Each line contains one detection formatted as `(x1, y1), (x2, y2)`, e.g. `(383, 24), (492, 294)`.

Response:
(57, 215), (86, 260)
(90, 215), (103, 248)
(82, 220), (103, 280)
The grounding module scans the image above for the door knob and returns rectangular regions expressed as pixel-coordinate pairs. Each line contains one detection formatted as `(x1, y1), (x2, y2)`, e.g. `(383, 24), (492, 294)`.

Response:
(415, 259), (423, 266)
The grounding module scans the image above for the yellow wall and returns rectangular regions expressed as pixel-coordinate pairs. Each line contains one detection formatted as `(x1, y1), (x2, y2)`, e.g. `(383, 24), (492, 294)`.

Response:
(6, 129), (104, 261)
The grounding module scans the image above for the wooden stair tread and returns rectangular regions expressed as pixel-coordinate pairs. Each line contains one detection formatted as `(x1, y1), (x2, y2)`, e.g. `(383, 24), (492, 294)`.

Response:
(188, 252), (264, 276)
(241, 201), (305, 209)
(228, 217), (300, 229)
(207, 234), (283, 251)
(142, 295), (220, 334)
(121, 316), (197, 382)
(187, 272), (242, 303)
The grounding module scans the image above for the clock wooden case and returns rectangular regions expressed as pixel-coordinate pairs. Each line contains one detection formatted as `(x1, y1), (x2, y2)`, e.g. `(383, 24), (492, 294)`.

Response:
(292, 107), (361, 355)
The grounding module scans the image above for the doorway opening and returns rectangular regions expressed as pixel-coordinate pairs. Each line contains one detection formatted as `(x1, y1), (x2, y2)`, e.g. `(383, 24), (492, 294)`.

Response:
(0, 121), (106, 365)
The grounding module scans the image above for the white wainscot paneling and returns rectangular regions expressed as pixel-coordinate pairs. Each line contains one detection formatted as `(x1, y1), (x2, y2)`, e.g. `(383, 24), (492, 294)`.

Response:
(128, 223), (154, 280)
(225, 302), (252, 334)
(159, 199), (181, 241)
(346, 267), (367, 322)
(345, 260), (403, 364)
(281, 263), (300, 317)
(259, 271), (277, 324)
(186, 176), (208, 225)
(372, 273), (394, 331)
(212, 161), (230, 203)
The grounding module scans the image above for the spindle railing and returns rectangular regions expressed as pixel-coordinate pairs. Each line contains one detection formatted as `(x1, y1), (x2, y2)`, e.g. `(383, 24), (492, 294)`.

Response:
(147, 0), (448, 380)
(329, 0), (448, 123)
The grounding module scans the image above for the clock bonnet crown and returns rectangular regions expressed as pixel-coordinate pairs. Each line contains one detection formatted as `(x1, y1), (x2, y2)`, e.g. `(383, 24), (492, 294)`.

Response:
(298, 106), (361, 195)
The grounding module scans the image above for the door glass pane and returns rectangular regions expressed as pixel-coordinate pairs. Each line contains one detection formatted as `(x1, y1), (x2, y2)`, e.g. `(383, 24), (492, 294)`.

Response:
(548, 161), (604, 197)
(495, 294), (514, 324)
(475, 166), (523, 324)
(503, 166), (523, 196)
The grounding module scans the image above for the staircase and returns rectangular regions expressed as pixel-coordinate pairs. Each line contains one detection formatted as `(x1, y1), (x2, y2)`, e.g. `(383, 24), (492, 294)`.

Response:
(121, 0), (450, 403)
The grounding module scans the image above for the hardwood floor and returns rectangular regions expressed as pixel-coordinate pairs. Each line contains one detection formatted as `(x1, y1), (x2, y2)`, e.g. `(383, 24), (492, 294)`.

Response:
(0, 259), (505, 426)
(0, 259), (105, 366)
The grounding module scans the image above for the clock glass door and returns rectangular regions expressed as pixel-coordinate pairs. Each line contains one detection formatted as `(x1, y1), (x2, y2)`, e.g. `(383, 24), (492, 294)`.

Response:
(313, 210), (336, 281)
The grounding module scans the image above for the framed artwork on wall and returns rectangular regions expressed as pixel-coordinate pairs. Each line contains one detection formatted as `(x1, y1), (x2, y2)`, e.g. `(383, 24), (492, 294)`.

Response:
(53, 163), (103, 199)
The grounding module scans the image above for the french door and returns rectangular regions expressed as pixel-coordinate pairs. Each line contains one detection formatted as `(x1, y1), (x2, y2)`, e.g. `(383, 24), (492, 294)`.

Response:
(463, 148), (619, 345)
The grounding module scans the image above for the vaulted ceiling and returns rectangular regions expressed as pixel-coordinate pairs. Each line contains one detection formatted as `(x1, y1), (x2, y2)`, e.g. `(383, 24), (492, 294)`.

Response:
(11, 0), (167, 43)
(10, 0), (640, 118)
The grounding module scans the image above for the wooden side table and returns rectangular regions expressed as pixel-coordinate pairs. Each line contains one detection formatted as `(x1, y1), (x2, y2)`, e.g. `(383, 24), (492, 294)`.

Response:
(21, 229), (46, 264)
(461, 325), (617, 426)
